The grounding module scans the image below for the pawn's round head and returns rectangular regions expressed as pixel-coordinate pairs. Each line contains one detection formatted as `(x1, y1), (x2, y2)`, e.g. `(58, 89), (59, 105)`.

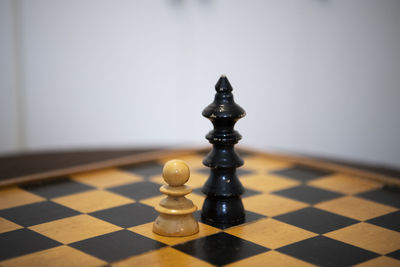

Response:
(162, 160), (190, 186)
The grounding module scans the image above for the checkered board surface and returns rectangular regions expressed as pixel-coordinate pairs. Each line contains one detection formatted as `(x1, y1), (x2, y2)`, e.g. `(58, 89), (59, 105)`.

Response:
(1, 151), (400, 267)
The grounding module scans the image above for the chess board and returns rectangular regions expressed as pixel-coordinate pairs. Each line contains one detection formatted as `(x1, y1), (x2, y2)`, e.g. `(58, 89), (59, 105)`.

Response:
(1, 150), (399, 267)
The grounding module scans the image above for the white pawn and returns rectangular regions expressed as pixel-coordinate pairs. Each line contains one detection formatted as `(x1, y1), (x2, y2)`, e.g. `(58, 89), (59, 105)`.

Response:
(153, 159), (199, 237)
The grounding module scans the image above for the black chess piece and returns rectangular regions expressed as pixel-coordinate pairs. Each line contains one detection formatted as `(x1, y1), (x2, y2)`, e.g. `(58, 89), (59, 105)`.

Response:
(201, 75), (246, 227)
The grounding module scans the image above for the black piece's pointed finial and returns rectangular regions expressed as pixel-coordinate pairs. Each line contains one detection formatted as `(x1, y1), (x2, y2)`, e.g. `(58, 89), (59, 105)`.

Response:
(215, 75), (233, 93)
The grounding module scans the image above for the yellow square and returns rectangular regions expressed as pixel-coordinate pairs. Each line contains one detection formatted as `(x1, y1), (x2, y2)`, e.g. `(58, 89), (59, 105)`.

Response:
(129, 222), (220, 246)
(241, 173), (300, 193)
(324, 222), (400, 254)
(0, 245), (106, 267)
(29, 214), (121, 244)
(225, 251), (317, 267)
(139, 195), (164, 208)
(113, 247), (213, 267)
(140, 194), (204, 211)
(71, 168), (143, 189)
(52, 190), (134, 213)
(308, 173), (382, 195)
(225, 218), (317, 249)
(243, 155), (293, 172)
(243, 193), (308, 217)
(353, 256), (400, 267)
(0, 187), (44, 210)
(150, 172), (208, 189)
(315, 196), (397, 221)
(0, 217), (23, 234)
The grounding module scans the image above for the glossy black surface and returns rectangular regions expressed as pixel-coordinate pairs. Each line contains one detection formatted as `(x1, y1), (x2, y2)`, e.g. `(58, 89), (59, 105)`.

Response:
(201, 76), (246, 226)
(195, 166), (255, 177)
(194, 210), (266, 229)
(173, 232), (269, 265)
(201, 195), (245, 225)
(277, 236), (379, 267)
(193, 186), (262, 198)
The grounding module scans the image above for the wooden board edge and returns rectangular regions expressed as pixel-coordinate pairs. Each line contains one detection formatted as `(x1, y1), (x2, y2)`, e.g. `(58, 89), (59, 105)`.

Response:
(1, 146), (398, 189)
(0, 147), (208, 189)
(238, 147), (400, 187)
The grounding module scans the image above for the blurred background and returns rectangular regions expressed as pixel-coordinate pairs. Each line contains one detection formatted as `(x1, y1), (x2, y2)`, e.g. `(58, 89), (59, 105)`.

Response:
(1, 0), (399, 168)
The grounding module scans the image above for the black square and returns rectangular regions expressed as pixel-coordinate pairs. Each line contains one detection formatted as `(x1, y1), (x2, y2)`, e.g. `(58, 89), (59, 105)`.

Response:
(90, 203), (158, 228)
(271, 165), (332, 182)
(273, 185), (343, 204)
(387, 250), (400, 260)
(357, 187), (400, 208)
(274, 207), (358, 234)
(243, 187), (263, 198)
(21, 178), (94, 199)
(0, 201), (80, 227)
(70, 230), (166, 262)
(277, 236), (379, 267)
(107, 181), (160, 200)
(366, 211), (400, 232)
(121, 162), (163, 179)
(173, 232), (269, 266)
(0, 229), (61, 260)
(193, 210), (266, 230)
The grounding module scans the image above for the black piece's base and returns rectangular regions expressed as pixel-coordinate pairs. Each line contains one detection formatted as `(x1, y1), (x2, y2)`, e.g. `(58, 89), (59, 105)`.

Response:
(201, 196), (245, 228)
(200, 216), (245, 229)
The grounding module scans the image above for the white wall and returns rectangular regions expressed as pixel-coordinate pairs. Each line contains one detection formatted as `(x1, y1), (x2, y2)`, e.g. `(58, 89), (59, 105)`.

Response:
(0, 0), (19, 153)
(1, 0), (400, 167)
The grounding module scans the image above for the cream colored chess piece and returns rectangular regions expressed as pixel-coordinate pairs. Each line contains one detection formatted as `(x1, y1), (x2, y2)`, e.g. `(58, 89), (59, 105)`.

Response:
(153, 159), (199, 236)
